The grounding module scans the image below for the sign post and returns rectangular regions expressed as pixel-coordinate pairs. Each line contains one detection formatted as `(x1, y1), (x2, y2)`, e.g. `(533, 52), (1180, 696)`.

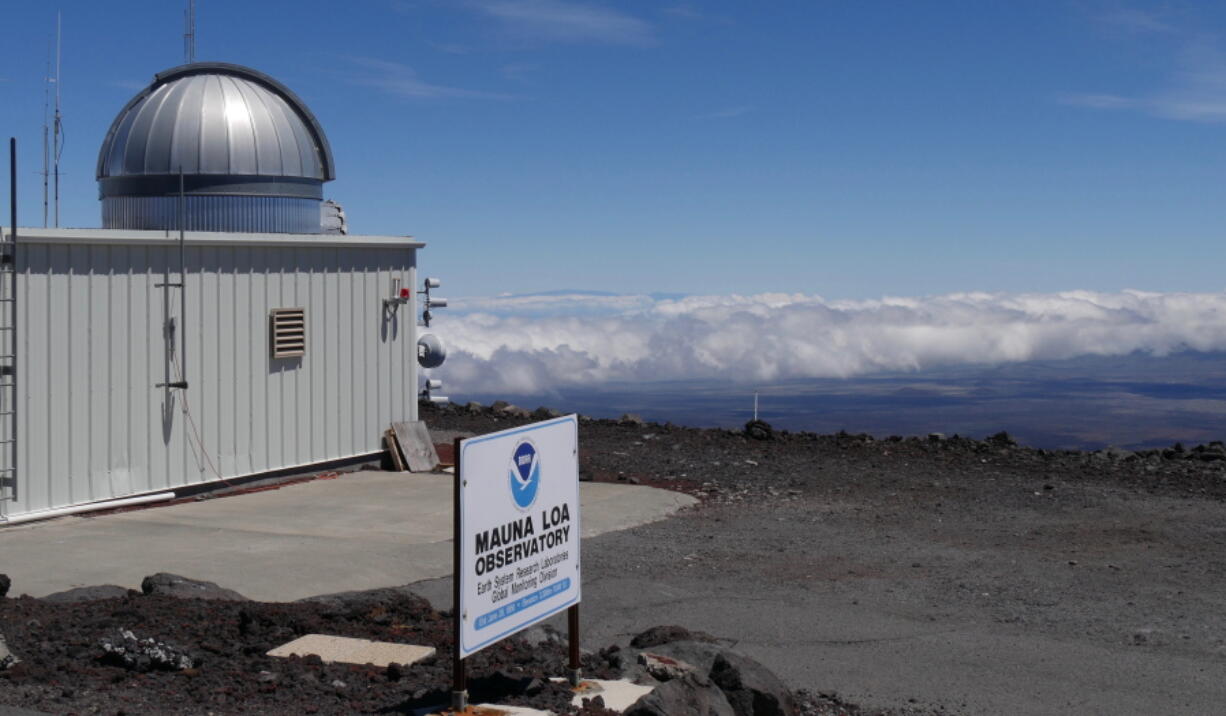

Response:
(451, 415), (582, 709)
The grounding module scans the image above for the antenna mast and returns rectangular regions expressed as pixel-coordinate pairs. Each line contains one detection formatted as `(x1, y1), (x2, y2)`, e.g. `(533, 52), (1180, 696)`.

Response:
(184, 0), (196, 64)
(52, 11), (62, 228)
(41, 44), (50, 228)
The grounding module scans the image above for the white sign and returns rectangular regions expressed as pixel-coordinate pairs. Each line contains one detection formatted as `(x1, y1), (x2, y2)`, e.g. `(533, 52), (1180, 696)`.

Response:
(458, 415), (581, 658)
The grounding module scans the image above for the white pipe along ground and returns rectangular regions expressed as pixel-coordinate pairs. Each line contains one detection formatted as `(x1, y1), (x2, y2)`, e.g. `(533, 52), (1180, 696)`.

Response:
(2, 491), (176, 526)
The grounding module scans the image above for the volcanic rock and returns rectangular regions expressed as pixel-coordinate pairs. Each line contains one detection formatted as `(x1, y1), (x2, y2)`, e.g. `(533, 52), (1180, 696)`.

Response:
(42, 585), (132, 603)
(631, 625), (718, 648)
(639, 651), (698, 681)
(625, 671), (736, 716)
(744, 420), (774, 441)
(0, 633), (18, 670)
(709, 651), (797, 716)
(0, 574), (9, 598)
(98, 629), (195, 672)
(140, 573), (248, 601)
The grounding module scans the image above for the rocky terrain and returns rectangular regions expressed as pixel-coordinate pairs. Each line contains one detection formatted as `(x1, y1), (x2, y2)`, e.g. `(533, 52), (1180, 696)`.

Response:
(1, 399), (1224, 714)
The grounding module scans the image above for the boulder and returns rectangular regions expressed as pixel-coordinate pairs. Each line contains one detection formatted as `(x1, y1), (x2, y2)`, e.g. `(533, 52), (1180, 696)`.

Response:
(464, 401), (485, 415)
(639, 651), (699, 681)
(140, 573), (248, 601)
(625, 672), (736, 716)
(620, 413), (646, 427)
(532, 406), (563, 420)
(490, 400), (511, 412)
(632, 625), (719, 649)
(744, 420), (773, 441)
(709, 651), (797, 716)
(98, 629), (196, 672)
(0, 573), (9, 598)
(43, 585), (132, 603)
(630, 640), (728, 681)
(0, 633), (19, 670)
(986, 431), (1018, 447)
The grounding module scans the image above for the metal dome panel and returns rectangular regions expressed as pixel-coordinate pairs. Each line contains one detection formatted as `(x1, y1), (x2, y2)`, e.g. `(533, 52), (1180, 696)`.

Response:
(97, 63), (336, 233)
(98, 64), (333, 183)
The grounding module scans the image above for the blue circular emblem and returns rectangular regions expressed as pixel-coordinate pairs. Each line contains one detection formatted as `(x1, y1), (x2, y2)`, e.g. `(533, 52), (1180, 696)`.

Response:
(509, 440), (540, 510)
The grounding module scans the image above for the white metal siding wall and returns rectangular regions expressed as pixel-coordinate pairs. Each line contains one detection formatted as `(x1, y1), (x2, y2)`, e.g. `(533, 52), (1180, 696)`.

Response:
(7, 237), (418, 518)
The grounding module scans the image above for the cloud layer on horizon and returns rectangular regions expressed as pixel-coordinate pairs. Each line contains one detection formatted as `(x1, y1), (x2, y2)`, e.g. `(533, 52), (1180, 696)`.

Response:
(429, 290), (1226, 394)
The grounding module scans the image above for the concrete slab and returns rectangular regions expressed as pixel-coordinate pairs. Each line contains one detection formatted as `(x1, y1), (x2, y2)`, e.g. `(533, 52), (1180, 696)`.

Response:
(564, 679), (654, 710)
(0, 470), (697, 601)
(420, 707), (552, 716)
(267, 634), (434, 667)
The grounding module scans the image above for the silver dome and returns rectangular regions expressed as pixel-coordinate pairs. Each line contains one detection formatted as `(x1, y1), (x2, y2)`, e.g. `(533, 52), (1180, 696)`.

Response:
(97, 63), (335, 233)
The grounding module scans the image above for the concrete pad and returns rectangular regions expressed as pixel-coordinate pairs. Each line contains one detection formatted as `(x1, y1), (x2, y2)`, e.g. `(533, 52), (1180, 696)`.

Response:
(419, 707), (552, 716)
(555, 678), (654, 710)
(0, 470), (697, 601)
(267, 634), (435, 667)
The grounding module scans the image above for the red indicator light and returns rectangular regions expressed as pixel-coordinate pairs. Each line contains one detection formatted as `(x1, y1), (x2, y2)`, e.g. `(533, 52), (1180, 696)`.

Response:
(399, 288), (411, 299)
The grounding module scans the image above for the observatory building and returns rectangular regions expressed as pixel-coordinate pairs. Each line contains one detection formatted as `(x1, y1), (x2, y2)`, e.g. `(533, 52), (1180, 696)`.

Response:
(0, 63), (435, 523)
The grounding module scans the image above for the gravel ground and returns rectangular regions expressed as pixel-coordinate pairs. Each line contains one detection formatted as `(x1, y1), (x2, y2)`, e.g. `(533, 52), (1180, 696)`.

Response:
(423, 402), (1226, 714)
(2, 400), (1224, 715)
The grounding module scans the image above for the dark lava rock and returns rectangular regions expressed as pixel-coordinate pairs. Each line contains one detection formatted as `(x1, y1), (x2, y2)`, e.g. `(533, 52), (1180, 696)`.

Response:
(620, 413), (646, 427)
(710, 651), (797, 716)
(140, 573), (248, 601)
(0, 633), (19, 670)
(42, 585), (133, 603)
(744, 420), (774, 441)
(0, 574), (10, 598)
(625, 671), (736, 716)
(639, 651), (698, 681)
(632, 625), (719, 649)
(986, 431), (1018, 447)
(97, 629), (195, 672)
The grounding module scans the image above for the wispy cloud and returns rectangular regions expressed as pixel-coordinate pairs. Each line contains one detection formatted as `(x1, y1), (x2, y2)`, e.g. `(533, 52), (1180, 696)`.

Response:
(500, 61), (542, 83)
(662, 4), (703, 21)
(429, 290), (1226, 394)
(466, 0), (654, 46)
(345, 57), (508, 100)
(431, 42), (474, 55)
(1097, 8), (1175, 35)
(1068, 11), (1226, 122)
(702, 105), (753, 119)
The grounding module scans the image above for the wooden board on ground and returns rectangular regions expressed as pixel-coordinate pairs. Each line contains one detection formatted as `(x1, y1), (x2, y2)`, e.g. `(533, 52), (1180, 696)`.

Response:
(393, 420), (440, 472)
(384, 429), (406, 471)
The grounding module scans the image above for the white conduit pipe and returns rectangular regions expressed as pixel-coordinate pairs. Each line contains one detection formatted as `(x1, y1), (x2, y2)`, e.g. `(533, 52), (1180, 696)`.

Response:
(1, 491), (176, 527)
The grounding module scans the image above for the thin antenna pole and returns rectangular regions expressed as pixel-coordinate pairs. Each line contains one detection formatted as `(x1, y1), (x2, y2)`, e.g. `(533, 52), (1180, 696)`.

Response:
(9, 138), (18, 504)
(178, 168), (187, 387)
(184, 0), (196, 64)
(42, 45), (49, 229)
(754, 392), (759, 422)
(52, 11), (61, 229)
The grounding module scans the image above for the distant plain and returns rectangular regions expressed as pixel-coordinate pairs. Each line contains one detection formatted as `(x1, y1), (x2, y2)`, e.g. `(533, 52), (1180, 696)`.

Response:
(456, 351), (1226, 451)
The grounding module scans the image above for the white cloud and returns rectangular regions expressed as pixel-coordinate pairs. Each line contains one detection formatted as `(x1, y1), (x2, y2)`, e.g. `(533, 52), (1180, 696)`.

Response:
(467, 0), (654, 45)
(429, 290), (1226, 394)
(1097, 8), (1175, 35)
(1070, 14), (1226, 122)
(346, 57), (508, 100)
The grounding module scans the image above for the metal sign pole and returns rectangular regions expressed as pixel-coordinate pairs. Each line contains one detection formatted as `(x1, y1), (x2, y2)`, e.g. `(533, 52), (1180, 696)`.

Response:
(452, 436), (467, 712)
(567, 604), (581, 686)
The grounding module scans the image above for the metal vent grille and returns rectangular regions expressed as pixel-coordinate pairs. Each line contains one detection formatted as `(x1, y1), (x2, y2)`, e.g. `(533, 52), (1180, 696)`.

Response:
(270, 308), (306, 358)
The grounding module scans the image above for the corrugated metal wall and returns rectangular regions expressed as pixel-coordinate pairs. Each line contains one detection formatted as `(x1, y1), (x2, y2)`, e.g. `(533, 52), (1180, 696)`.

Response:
(5, 231), (419, 519)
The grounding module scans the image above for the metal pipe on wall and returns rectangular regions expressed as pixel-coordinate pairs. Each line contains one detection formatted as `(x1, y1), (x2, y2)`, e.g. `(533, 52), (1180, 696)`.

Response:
(2, 491), (176, 527)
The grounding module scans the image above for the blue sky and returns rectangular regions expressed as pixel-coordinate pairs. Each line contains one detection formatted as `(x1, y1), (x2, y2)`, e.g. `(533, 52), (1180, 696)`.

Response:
(2, 1), (1225, 299)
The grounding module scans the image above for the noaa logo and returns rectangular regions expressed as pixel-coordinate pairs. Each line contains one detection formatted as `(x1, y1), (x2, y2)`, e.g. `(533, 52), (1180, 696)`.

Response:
(508, 440), (541, 510)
